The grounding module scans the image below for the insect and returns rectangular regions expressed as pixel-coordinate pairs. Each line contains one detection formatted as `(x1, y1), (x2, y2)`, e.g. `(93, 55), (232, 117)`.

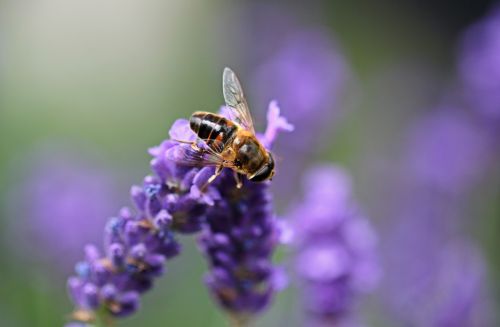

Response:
(172, 67), (275, 188)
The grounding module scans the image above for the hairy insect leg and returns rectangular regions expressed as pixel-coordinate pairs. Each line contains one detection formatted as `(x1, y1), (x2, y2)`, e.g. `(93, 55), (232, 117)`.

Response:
(233, 172), (243, 189)
(172, 138), (192, 144)
(201, 166), (223, 191)
(172, 138), (202, 151)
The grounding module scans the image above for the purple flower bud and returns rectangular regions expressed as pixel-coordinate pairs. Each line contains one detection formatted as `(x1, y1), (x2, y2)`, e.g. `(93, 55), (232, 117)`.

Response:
(108, 243), (125, 267)
(84, 245), (101, 262)
(101, 284), (117, 302)
(105, 217), (124, 237)
(168, 119), (196, 142)
(75, 262), (91, 279)
(156, 235), (181, 259)
(110, 292), (140, 317)
(124, 221), (142, 245)
(82, 283), (100, 310)
(65, 323), (90, 327)
(144, 254), (166, 277)
(154, 209), (172, 230)
(130, 185), (146, 211)
(91, 261), (110, 286)
(119, 207), (133, 220)
(129, 244), (147, 260)
(67, 277), (84, 305)
(213, 233), (231, 246)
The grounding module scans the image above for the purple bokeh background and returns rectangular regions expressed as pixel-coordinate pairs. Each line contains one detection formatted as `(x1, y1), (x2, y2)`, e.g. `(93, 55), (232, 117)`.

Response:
(4, 143), (119, 275)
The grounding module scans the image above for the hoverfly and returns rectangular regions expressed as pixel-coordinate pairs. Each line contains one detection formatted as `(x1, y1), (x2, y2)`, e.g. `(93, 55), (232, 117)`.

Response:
(171, 67), (275, 188)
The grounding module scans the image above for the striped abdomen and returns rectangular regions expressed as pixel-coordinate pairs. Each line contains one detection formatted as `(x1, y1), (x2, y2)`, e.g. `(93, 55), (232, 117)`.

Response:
(189, 112), (238, 152)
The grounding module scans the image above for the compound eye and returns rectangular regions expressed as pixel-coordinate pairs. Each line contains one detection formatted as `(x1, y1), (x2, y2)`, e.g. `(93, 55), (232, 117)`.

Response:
(249, 165), (272, 182)
(249, 152), (275, 182)
(238, 142), (258, 158)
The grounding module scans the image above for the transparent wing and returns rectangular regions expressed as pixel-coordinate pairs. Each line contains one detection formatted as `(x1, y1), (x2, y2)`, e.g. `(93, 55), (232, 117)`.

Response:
(204, 138), (225, 154)
(222, 67), (255, 133)
(167, 144), (224, 167)
(168, 142), (237, 170)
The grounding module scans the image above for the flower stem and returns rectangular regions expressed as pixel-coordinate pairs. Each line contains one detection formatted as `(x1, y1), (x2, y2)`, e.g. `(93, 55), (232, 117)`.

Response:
(228, 314), (252, 327)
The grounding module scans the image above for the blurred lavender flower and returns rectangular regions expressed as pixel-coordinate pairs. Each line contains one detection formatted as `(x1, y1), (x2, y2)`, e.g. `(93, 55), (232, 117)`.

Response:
(193, 103), (292, 325)
(252, 30), (348, 133)
(251, 29), (350, 205)
(404, 108), (491, 194)
(4, 145), (118, 273)
(289, 166), (380, 326)
(458, 5), (500, 122)
(380, 102), (494, 326)
(384, 191), (491, 327)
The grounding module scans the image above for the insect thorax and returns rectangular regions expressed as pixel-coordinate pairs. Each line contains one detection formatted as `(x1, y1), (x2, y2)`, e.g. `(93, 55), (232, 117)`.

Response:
(233, 134), (267, 174)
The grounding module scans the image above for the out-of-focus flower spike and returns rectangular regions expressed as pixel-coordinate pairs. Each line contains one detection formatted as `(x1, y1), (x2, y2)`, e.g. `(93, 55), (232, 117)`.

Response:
(458, 5), (500, 122)
(289, 165), (380, 326)
(250, 27), (351, 206)
(5, 144), (120, 274)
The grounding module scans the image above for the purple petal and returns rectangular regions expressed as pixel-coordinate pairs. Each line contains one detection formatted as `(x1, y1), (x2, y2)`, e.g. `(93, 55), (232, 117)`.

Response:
(168, 119), (196, 142)
(262, 101), (294, 147)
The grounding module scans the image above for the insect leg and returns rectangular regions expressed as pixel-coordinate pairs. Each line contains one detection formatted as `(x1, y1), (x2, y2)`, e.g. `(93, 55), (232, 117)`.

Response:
(171, 138), (202, 152)
(201, 165), (223, 192)
(233, 172), (243, 189)
(171, 138), (193, 144)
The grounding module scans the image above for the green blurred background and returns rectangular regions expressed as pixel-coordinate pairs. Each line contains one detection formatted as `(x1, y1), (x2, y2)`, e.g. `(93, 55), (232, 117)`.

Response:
(0, 1), (498, 326)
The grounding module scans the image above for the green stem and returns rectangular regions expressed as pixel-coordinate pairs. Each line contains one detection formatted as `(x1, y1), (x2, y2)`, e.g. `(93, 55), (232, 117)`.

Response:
(228, 313), (252, 327)
(95, 309), (115, 327)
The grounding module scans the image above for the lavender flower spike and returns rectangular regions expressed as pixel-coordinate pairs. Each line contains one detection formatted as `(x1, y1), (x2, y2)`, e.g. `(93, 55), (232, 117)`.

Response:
(194, 103), (292, 325)
(289, 166), (380, 327)
(66, 119), (222, 325)
(66, 205), (182, 324)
